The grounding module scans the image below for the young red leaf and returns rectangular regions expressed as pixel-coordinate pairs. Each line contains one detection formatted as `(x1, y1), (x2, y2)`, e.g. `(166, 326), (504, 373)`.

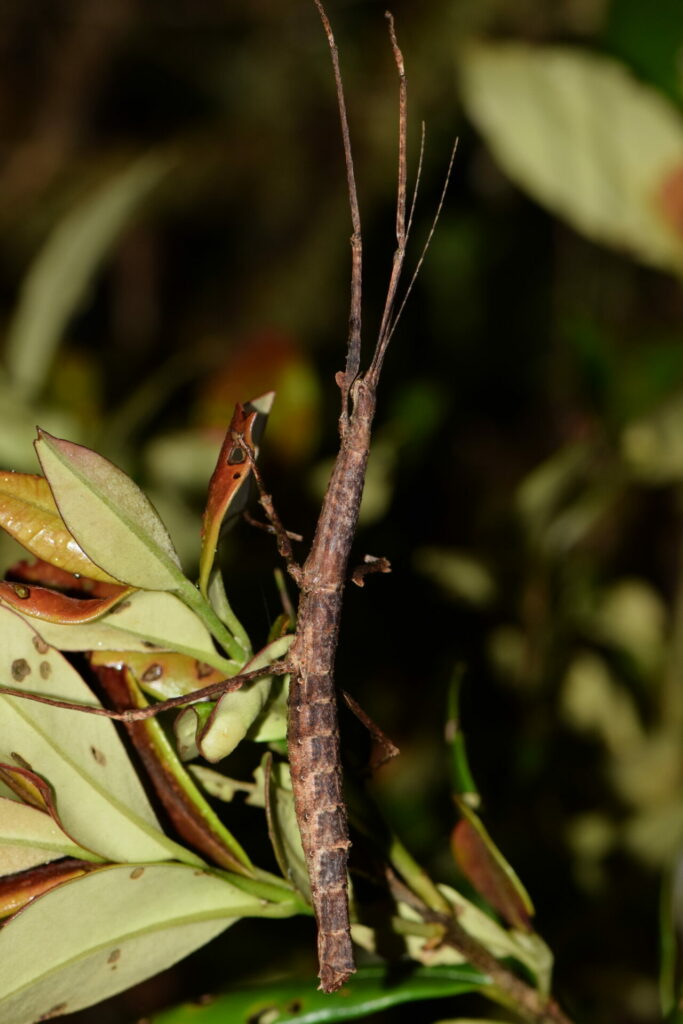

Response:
(198, 392), (274, 596)
(0, 580), (133, 624)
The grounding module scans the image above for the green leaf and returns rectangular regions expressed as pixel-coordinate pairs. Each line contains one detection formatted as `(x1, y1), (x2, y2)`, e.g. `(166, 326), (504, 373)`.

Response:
(187, 635), (293, 762)
(0, 604), (197, 864)
(17, 590), (235, 673)
(459, 43), (683, 274)
(4, 154), (172, 402)
(0, 472), (120, 583)
(258, 758), (310, 904)
(0, 797), (92, 876)
(147, 964), (490, 1024)
(0, 861), (280, 1024)
(35, 430), (186, 591)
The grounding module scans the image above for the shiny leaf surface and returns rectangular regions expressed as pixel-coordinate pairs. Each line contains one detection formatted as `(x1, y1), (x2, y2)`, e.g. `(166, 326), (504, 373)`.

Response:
(0, 472), (120, 583)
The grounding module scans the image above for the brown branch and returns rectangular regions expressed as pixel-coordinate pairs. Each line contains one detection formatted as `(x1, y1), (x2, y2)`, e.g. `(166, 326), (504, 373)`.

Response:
(0, 662), (289, 722)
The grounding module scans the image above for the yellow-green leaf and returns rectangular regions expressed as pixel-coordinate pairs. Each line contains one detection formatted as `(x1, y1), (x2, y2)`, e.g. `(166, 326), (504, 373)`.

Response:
(459, 43), (683, 273)
(0, 472), (120, 583)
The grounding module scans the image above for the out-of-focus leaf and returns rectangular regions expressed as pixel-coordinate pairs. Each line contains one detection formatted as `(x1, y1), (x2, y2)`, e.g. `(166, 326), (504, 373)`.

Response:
(415, 547), (496, 607)
(0, 861), (280, 1024)
(561, 651), (643, 756)
(588, 579), (666, 675)
(451, 803), (534, 933)
(459, 43), (683, 273)
(191, 635), (293, 761)
(147, 965), (490, 1024)
(199, 392), (274, 597)
(0, 472), (120, 583)
(0, 604), (196, 864)
(0, 384), (80, 474)
(4, 154), (172, 401)
(622, 393), (683, 483)
(89, 659), (253, 874)
(35, 430), (185, 591)
(516, 444), (592, 536)
(0, 579), (132, 623)
(0, 859), (91, 920)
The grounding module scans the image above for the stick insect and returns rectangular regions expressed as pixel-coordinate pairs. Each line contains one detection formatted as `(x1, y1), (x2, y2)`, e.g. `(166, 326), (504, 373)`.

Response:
(0, 1), (454, 993)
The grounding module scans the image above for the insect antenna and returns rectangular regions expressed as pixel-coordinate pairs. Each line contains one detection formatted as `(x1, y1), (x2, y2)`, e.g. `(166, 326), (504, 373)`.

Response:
(313, 0), (363, 434)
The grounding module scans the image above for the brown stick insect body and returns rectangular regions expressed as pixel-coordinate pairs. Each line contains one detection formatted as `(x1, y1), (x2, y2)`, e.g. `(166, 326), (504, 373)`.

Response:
(260, 2), (426, 991)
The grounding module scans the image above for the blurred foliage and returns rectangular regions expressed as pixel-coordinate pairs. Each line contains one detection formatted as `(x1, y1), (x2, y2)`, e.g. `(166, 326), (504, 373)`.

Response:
(2, 0), (683, 1021)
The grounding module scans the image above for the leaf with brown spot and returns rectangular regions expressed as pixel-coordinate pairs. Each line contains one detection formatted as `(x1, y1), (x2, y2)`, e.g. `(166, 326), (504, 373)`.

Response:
(0, 862), (271, 1023)
(90, 650), (227, 701)
(0, 473), (120, 583)
(451, 801), (534, 933)
(198, 393), (274, 597)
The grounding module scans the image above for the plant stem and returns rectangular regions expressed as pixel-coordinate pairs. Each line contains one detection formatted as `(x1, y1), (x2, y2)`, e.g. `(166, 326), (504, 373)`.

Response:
(177, 580), (247, 662)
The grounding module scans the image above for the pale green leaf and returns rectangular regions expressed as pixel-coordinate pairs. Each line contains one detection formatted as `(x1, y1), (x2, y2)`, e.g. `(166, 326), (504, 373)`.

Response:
(14, 590), (235, 673)
(0, 861), (275, 1024)
(35, 430), (185, 591)
(191, 635), (293, 762)
(5, 154), (172, 401)
(459, 43), (683, 273)
(253, 760), (310, 903)
(0, 605), (197, 864)
(0, 797), (96, 877)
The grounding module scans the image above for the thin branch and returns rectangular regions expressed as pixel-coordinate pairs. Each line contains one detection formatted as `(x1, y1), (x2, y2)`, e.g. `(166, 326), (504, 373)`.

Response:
(0, 661), (289, 722)
(314, 0), (362, 431)
(233, 433), (303, 585)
